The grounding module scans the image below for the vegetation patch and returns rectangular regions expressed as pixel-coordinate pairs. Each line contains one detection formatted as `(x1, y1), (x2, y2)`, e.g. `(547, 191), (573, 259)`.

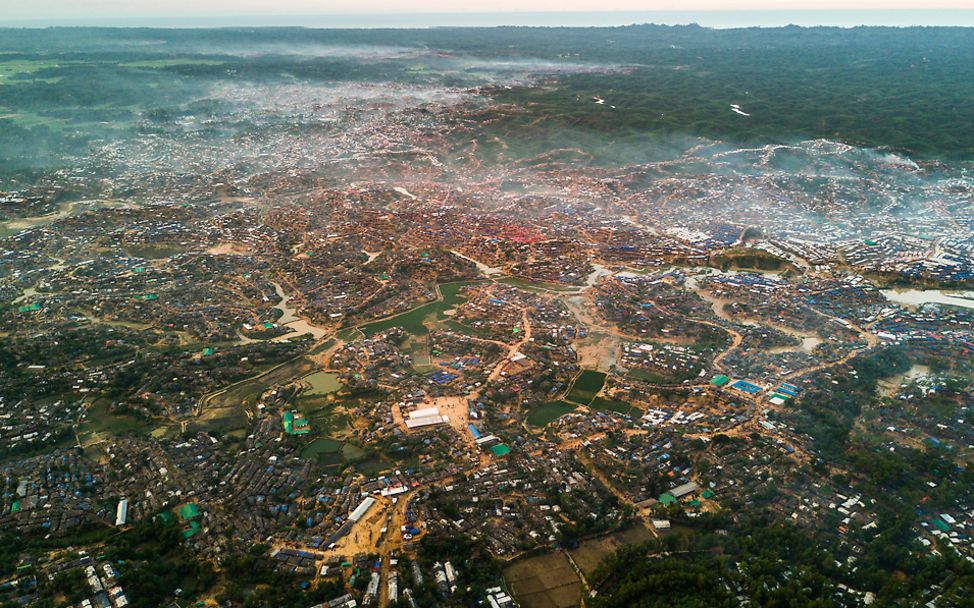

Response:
(565, 370), (606, 405)
(527, 400), (577, 427)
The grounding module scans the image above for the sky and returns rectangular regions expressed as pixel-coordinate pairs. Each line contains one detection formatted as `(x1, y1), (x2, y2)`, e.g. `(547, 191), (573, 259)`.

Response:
(3, 0), (974, 26)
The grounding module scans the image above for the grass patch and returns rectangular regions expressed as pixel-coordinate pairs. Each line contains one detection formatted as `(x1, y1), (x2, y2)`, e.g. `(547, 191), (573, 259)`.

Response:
(79, 399), (157, 441)
(527, 400), (577, 427)
(294, 397), (351, 435)
(590, 397), (641, 417)
(625, 367), (699, 385)
(568, 524), (657, 578)
(565, 370), (606, 405)
(359, 280), (481, 338)
(301, 437), (342, 457)
(442, 318), (493, 339)
(0, 59), (65, 84)
(207, 356), (315, 410)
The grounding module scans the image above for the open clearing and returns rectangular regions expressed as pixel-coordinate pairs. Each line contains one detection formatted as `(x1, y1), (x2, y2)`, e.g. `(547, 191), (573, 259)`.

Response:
(568, 524), (656, 578)
(504, 551), (581, 608)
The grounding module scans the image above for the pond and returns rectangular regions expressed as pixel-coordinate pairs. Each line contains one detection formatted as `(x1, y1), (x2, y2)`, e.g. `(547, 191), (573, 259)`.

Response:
(303, 371), (343, 395)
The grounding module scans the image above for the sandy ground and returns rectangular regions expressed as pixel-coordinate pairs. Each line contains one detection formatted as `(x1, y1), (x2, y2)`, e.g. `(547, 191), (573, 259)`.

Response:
(206, 242), (252, 255)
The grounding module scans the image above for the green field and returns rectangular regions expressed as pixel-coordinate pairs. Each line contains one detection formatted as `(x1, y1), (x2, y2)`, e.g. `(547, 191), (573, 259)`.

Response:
(206, 356), (316, 411)
(301, 436), (342, 455)
(626, 367), (700, 385)
(568, 524), (657, 578)
(565, 370), (607, 405)
(527, 400), (577, 427)
(184, 356), (317, 437)
(360, 280), (480, 337)
(590, 397), (641, 418)
(0, 59), (65, 84)
(78, 399), (160, 442)
(300, 435), (386, 474)
(293, 396), (351, 434)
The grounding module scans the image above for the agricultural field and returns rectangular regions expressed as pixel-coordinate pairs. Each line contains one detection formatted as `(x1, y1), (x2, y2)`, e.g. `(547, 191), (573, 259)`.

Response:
(504, 551), (581, 608)
(568, 524), (657, 578)
(526, 400), (577, 428)
(589, 397), (641, 418)
(565, 370), (606, 405)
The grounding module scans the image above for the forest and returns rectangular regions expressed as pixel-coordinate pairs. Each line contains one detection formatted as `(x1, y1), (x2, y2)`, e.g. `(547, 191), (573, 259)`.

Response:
(591, 517), (974, 607)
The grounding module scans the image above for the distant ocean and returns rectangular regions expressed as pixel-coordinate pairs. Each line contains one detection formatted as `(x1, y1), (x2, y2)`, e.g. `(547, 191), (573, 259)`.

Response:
(3, 10), (974, 29)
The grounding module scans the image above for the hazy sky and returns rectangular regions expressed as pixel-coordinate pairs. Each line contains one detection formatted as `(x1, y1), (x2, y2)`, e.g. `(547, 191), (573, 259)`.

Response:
(6, 0), (974, 18)
(4, 0), (974, 26)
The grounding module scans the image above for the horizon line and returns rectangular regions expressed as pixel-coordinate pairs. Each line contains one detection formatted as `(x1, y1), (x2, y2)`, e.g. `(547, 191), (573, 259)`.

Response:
(3, 9), (974, 30)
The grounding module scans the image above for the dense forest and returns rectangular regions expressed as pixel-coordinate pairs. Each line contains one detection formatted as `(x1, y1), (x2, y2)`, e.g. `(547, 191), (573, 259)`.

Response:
(591, 518), (974, 607)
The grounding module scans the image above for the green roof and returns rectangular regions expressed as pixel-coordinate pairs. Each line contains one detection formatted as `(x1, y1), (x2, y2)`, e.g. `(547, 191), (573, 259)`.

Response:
(202, 347), (216, 356)
(659, 493), (678, 506)
(491, 444), (511, 457)
(18, 303), (41, 313)
(10, 501), (20, 514)
(702, 490), (715, 499)
(179, 503), (200, 521)
(711, 375), (730, 387)
(182, 520), (201, 538)
(933, 519), (951, 532)
(291, 420), (310, 435)
(282, 410), (311, 435)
